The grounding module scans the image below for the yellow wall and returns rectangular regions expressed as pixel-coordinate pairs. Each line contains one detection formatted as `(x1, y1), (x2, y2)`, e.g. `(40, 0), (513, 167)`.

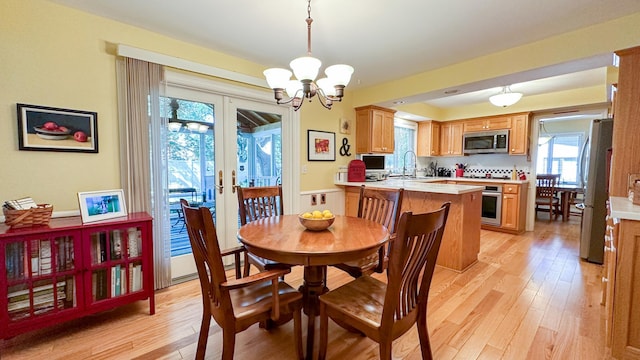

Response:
(297, 99), (355, 191)
(1, 0), (639, 212)
(0, 0), (319, 210)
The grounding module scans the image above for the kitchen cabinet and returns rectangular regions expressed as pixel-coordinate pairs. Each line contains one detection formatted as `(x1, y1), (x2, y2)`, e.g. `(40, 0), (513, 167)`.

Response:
(611, 46), (640, 197)
(500, 183), (527, 232)
(344, 186), (361, 216)
(355, 105), (396, 154)
(463, 116), (511, 132)
(439, 121), (463, 156)
(603, 204), (618, 349)
(450, 181), (527, 233)
(417, 120), (440, 157)
(509, 113), (530, 155)
(610, 217), (640, 359)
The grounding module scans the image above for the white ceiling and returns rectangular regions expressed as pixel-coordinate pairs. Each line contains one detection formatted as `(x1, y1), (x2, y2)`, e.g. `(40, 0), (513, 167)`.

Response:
(48, 0), (640, 110)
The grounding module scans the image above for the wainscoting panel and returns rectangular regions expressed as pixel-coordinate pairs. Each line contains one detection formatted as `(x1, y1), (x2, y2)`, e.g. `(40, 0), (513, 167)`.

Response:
(298, 188), (345, 215)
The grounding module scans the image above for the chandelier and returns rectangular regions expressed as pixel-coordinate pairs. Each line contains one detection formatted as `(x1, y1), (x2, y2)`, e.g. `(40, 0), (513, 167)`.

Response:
(263, 0), (354, 111)
(489, 86), (523, 107)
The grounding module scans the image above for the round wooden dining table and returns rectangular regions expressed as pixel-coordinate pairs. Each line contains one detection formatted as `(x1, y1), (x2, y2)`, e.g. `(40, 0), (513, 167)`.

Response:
(237, 214), (389, 360)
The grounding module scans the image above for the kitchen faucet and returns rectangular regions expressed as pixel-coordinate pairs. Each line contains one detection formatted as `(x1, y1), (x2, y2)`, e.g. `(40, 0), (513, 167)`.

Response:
(402, 150), (418, 179)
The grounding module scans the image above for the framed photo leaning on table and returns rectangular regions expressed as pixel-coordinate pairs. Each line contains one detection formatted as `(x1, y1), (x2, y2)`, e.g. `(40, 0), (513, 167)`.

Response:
(17, 103), (98, 153)
(78, 189), (127, 223)
(307, 130), (335, 161)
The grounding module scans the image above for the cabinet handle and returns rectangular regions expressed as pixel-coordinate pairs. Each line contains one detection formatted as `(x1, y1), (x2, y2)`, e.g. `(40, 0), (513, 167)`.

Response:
(602, 276), (608, 283)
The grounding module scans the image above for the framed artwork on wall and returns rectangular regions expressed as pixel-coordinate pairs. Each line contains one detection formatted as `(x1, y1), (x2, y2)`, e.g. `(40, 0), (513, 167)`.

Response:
(307, 130), (335, 161)
(17, 103), (98, 153)
(77, 189), (127, 223)
(339, 118), (352, 134)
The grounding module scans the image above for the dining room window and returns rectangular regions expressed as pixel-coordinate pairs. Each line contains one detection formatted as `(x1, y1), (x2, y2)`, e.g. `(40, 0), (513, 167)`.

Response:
(385, 119), (417, 174)
(537, 132), (583, 185)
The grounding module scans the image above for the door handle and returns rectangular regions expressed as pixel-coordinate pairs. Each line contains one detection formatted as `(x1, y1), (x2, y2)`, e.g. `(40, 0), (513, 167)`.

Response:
(232, 170), (236, 193)
(216, 170), (224, 194)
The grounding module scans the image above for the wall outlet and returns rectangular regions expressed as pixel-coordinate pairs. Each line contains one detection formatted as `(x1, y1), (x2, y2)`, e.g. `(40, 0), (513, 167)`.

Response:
(320, 193), (326, 204)
(311, 194), (317, 206)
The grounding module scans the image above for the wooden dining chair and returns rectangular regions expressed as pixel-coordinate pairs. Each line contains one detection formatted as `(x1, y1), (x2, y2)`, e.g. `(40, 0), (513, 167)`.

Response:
(181, 200), (303, 360)
(318, 202), (450, 360)
(535, 174), (561, 221)
(236, 185), (292, 277)
(332, 185), (404, 278)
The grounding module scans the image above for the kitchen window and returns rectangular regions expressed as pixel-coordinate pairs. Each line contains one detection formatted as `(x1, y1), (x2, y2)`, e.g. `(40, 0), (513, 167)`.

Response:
(385, 119), (417, 174)
(537, 132), (583, 185)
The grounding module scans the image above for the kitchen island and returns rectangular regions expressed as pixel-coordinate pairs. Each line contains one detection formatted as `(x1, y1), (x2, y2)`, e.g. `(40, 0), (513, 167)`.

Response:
(335, 178), (483, 272)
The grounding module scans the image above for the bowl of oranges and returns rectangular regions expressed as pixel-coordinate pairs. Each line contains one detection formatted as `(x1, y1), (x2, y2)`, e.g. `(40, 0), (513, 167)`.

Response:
(299, 210), (335, 231)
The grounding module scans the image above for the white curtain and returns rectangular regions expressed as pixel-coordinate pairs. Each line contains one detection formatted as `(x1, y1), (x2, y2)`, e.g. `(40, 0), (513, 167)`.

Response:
(116, 58), (171, 289)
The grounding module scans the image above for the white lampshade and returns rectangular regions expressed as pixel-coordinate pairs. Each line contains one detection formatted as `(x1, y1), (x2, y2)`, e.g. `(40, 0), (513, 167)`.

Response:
(316, 78), (336, 96)
(290, 56), (321, 81)
(325, 64), (354, 86)
(285, 80), (303, 98)
(168, 122), (182, 132)
(489, 87), (523, 107)
(187, 122), (201, 131)
(263, 68), (292, 89)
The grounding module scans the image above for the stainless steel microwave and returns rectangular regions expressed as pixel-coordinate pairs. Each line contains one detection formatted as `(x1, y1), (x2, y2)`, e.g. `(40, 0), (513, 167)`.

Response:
(463, 130), (509, 154)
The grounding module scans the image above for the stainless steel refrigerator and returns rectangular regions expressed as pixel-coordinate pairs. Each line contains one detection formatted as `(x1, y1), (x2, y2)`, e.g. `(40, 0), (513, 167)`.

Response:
(579, 118), (613, 264)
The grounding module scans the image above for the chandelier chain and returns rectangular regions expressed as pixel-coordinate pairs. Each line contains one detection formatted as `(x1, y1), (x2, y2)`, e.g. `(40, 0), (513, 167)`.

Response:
(306, 0), (313, 55)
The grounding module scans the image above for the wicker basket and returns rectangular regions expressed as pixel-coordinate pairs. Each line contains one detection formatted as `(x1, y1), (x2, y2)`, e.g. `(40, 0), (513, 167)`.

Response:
(3, 204), (53, 228)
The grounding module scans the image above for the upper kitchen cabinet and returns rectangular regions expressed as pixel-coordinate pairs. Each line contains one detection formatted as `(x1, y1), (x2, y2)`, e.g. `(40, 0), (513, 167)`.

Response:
(440, 121), (464, 156)
(463, 116), (511, 132)
(355, 105), (396, 154)
(417, 120), (440, 157)
(610, 46), (640, 197)
(508, 113), (531, 155)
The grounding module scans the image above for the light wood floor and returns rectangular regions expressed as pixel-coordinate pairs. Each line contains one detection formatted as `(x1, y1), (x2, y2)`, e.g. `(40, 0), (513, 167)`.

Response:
(1, 216), (608, 359)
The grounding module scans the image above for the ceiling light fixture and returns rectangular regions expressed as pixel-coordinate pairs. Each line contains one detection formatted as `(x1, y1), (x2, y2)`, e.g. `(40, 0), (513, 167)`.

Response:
(263, 0), (354, 111)
(168, 122), (182, 132)
(489, 86), (523, 107)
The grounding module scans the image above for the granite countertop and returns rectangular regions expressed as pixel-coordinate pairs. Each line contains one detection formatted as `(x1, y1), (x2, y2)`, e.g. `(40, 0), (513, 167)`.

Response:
(334, 178), (484, 195)
(609, 196), (640, 221)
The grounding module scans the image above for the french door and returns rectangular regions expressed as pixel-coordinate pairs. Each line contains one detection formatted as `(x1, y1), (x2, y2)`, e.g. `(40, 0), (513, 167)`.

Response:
(164, 84), (291, 280)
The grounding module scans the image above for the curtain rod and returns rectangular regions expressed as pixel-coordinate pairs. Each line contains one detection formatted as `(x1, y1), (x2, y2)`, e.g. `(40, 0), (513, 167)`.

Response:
(116, 44), (268, 89)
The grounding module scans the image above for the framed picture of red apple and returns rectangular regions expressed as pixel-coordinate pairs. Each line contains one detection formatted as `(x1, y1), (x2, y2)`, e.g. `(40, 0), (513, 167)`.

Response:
(307, 130), (335, 161)
(17, 103), (98, 153)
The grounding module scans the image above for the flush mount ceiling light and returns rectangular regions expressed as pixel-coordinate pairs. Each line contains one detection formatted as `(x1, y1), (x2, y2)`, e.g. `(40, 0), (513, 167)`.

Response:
(263, 0), (354, 111)
(489, 86), (523, 107)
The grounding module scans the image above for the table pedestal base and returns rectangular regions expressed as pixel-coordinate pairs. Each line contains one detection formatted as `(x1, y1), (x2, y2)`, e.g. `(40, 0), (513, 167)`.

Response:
(299, 265), (328, 360)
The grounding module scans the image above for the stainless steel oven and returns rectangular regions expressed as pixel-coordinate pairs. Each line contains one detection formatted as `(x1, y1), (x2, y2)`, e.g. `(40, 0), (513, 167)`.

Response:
(481, 185), (502, 226)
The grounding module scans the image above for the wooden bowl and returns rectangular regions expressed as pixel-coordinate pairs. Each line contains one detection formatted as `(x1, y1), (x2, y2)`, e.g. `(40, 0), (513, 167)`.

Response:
(298, 214), (335, 231)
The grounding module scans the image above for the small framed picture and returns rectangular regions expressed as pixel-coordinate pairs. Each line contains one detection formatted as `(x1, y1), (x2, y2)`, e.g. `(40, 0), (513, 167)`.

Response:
(339, 118), (352, 134)
(17, 103), (98, 153)
(308, 130), (335, 161)
(78, 189), (127, 223)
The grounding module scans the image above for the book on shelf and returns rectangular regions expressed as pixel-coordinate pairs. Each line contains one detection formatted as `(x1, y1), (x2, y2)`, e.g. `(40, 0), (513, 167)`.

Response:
(127, 227), (139, 257)
(111, 230), (122, 260)
(39, 239), (52, 275)
(94, 269), (108, 301)
(8, 288), (66, 312)
(120, 266), (127, 295)
(8, 280), (66, 298)
(111, 265), (121, 297)
(131, 264), (142, 292)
